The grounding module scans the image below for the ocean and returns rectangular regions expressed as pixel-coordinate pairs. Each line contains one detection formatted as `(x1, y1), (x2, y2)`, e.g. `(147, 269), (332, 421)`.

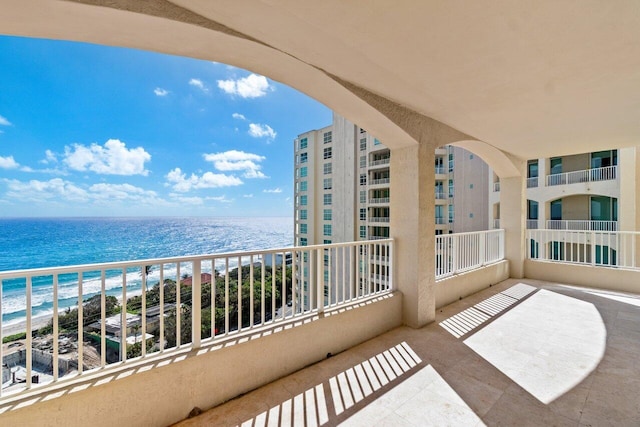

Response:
(0, 217), (293, 325)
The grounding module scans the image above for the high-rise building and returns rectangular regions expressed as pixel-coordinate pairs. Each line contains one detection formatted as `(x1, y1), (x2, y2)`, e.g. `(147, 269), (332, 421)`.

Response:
(294, 113), (489, 247)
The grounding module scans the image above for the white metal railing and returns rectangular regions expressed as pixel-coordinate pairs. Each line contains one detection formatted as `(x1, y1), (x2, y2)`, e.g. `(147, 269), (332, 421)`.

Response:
(435, 191), (446, 199)
(546, 165), (617, 186)
(435, 217), (446, 225)
(493, 181), (500, 192)
(527, 177), (539, 188)
(0, 240), (393, 399)
(369, 217), (390, 223)
(370, 178), (390, 186)
(369, 158), (390, 167)
(493, 219), (500, 229)
(435, 166), (446, 175)
(546, 220), (618, 231)
(369, 197), (390, 204)
(435, 229), (505, 279)
(527, 229), (638, 270)
(526, 219), (539, 229)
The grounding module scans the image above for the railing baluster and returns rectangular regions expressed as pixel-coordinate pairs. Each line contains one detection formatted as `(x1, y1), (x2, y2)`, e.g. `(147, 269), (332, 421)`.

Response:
(159, 264), (164, 351)
(176, 263), (181, 347)
(100, 270), (106, 368)
(121, 269), (127, 361)
(192, 260), (201, 348)
(225, 258), (229, 334)
(77, 272), (83, 375)
(26, 276), (32, 389)
(53, 274), (59, 381)
(249, 255), (254, 327)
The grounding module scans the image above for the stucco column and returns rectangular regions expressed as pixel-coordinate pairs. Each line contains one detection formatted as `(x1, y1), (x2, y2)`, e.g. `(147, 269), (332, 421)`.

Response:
(390, 142), (435, 328)
(619, 147), (639, 231)
(500, 160), (527, 278)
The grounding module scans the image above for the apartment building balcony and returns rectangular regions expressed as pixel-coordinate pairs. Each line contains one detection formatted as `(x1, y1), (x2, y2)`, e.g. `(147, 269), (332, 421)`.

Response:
(368, 216), (390, 224)
(493, 218), (500, 229)
(369, 178), (390, 187)
(435, 166), (446, 175)
(435, 191), (446, 200)
(546, 220), (618, 231)
(546, 165), (617, 186)
(369, 158), (390, 168)
(526, 219), (539, 229)
(527, 177), (539, 188)
(369, 197), (390, 205)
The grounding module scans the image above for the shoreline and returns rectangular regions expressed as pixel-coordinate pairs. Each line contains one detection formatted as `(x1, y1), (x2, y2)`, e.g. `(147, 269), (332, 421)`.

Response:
(2, 288), (145, 338)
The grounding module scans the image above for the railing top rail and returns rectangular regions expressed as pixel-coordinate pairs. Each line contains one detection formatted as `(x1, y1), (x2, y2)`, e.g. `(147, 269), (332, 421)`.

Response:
(437, 229), (505, 238)
(0, 239), (394, 279)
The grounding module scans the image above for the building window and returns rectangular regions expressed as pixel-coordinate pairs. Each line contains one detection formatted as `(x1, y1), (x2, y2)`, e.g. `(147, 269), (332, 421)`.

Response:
(360, 128), (366, 134)
(469, 184), (474, 189)
(323, 209), (332, 221)
(435, 229), (443, 235)
(299, 181), (307, 192)
(360, 138), (367, 151)
(527, 160), (539, 178)
(323, 163), (332, 175)
(360, 174), (367, 185)
(323, 147), (332, 159)
(374, 138), (381, 145)
(550, 199), (562, 220)
(323, 178), (332, 190)
(323, 131), (332, 144)
(469, 154), (474, 159)
(360, 156), (366, 168)
(323, 224), (332, 236)
(299, 209), (307, 220)
(469, 213), (474, 218)
(360, 226), (367, 239)
(300, 152), (308, 163)
(360, 190), (366, 203)
(550, 157), (562, 175)
(299, 137), (308, 150)
(299, 223), (307, 234)
(300, 195), (307, 206)
(527, 200), (538, 220)
(324, 239), (332, 244)
(448, 204), (454, 223)
(360, 208), (366, 221)
(300, 166), (307, 177)
(323, 194), (332, 205)
(299, 237), (307, 246)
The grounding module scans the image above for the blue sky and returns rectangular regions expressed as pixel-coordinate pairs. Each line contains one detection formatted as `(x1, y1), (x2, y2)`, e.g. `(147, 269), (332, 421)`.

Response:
(0, 36), (331, 217)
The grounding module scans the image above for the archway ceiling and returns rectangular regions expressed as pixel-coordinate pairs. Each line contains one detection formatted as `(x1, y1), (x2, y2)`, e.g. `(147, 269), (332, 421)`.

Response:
(2, 0), (639, 160)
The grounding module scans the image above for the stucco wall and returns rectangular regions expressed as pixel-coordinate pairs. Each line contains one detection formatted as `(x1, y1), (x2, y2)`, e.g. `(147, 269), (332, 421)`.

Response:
(525, 260), (640, 294)
(435, 261), (510, 308)
(0, 293), (402, 427)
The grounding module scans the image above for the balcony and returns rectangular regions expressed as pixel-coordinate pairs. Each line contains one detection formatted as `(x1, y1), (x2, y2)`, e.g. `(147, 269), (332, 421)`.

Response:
(526, 219), (539, 229)
(546, 165), (617, 186)
(369, 197), (390, 204)
(369, 158), (390, 168)
(493, 218), (500, 229)
(435, 191), (446, 200)
(368, 216), (390, 224)
(435, 166), (446, 175)
(369, 178), (390, 186)
(546, 220), (618, 231)
(493, 181), (500, 192)
(176, 277), (639, 426)
(527, 176), (538, 188)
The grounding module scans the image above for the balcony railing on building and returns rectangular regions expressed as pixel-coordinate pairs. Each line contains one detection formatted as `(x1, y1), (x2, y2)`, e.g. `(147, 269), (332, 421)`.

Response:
(435, 166), (446, 175)
(493, 181), (500, 192)
(527, 177), (539, 188)
(370, 197), (390, 204)
(0, 239), (393, 400)
(435, 191), (446, 200)
(527, 229), (639, 270)
(526, 219), (539, 229)
(546, 220), (618, 231)
(493, 219), (500, 229)
(546, 165), (617, 186)
(369, 178), (390, 186)
(369, 158), (390, 167)
(435, 217), (446, 225)
(369, 217), (390, 223)
(435, 229), (505, 279)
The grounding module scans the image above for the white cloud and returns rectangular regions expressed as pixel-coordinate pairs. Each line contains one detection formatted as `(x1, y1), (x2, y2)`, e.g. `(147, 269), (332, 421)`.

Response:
(243, 194), (254, 198)
(154, 87), (169, 96)
(207, 195), (232, 203)
(203, 150), (268, 179)
(232, 113), (246, 120)
(40, 149), (58, 164)
(263, 188), (283, 193)
(4, 178), (89, 202)
(217, 73), (272, 98)
(165, 167), (243, 192)
(0, 115), (11, 126)
(169, 194), (204, 205)
(248, 123), (277, 141)
(88, 183), (158, 201)
(0, 155), (19, 169)
(63, 139), (151, 176)
(189, 78), (209, 93)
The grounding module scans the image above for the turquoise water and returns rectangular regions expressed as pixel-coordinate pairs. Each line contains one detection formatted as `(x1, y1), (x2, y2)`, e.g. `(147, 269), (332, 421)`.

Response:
(0, 217), (293, 324)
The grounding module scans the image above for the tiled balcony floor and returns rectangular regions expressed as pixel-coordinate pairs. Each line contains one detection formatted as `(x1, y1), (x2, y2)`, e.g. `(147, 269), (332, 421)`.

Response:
(175, 278), (640, 426)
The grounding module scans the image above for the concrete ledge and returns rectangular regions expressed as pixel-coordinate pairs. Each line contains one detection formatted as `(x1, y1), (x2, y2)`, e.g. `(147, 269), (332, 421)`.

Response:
(525, 260), (640, 294)
(0, 292), (402, 427)
(435, 261), (510, 308)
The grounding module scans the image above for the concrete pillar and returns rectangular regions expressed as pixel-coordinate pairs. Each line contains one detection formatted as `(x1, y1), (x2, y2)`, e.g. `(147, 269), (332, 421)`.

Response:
(500, 160), (527, 278)
(390, 143), (435, 328)
(618, 147), (639, 232)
